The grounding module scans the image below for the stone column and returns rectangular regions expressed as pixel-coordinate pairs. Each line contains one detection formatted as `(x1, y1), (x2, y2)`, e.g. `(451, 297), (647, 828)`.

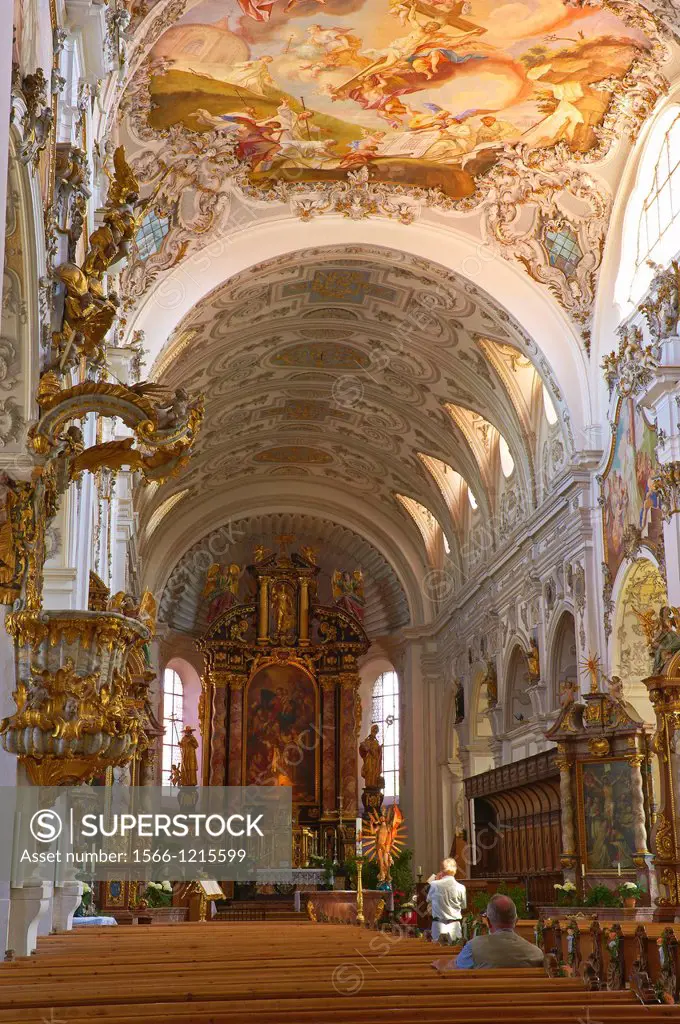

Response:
(320, 677), (337, 815)
(209, 682), (228, 786)
(227, 678), (245, 786)
(555, 746), (577, 886)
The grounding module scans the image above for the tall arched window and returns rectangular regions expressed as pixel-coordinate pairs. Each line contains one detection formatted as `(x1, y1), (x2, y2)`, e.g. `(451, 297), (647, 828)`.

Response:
(617, 105), (680, 309)
(372, 670), (400, 804)
(162, 668), (184, 785)
(636, 112), (680, 272)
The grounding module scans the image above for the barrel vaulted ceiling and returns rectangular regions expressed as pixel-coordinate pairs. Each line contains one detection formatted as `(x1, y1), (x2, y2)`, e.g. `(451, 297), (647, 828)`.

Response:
(137, 244), (563, 630)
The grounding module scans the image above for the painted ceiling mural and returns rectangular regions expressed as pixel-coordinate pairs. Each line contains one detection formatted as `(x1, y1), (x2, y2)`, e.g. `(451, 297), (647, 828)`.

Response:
(141, 0), (652, 196)
(116, 1), (671, 345)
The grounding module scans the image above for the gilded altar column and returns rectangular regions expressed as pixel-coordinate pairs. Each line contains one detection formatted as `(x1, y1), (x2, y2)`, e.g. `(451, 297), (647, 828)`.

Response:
(644, 673), (680, 914)
(299, 579), (310, 645)
(321, 677), (337, 815)
(227, 677), (246, 786)
(257, 577), (270, 644)
(209, 678), (228, 786)
(199, 673), (213, 787)
(339, 676), (361, 816)
(555, 745), (577, 884)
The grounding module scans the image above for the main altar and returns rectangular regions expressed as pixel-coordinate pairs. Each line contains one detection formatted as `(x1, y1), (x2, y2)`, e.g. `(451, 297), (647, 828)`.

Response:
(197, 541), (369, 868)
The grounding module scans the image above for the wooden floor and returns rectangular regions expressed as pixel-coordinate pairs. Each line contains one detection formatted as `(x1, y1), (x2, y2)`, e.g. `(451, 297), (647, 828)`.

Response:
(1, 921), (680, 1023)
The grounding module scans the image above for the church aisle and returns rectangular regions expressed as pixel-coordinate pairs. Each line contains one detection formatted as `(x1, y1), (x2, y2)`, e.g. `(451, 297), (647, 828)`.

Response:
(0, 922), (679, 1023)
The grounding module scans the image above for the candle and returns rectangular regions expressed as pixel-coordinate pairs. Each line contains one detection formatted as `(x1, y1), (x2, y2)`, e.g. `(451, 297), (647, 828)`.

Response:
(417, 865), (422, 876)
(581, 863), (585, 878)
(617, 861), (621, 877)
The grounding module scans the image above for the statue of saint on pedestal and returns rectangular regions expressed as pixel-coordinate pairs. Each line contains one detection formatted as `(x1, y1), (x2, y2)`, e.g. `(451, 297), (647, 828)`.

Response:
(359, 724), (384, 789)
(178, 725), (199, 787)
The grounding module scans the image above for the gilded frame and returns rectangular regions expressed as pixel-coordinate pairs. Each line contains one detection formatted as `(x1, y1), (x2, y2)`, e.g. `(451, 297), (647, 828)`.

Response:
(241, 657), (321, 807)
(575, 756), (638, 873)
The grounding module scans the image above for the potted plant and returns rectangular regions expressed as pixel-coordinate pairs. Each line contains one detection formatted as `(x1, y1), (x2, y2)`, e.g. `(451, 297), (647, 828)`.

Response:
(74, 881), (93, 918)
(141, 881), (173, 907)
(618, 881), (643, 908)
(553, 880), (577, 907)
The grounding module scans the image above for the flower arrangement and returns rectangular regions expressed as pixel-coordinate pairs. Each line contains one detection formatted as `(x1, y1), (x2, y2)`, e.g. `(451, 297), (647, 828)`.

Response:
(142, 881), (173, 908)
(74, 881), (93, 918)
(553, 880), (577, 906)
(618, 881), (643, 906)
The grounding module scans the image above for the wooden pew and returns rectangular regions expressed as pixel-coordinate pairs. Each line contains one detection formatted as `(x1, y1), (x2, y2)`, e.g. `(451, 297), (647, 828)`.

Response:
(0, 921), (678, 1024)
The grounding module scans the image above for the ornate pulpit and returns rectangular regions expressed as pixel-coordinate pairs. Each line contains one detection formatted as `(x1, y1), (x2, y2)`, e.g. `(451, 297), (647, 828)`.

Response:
(197, 542), (369, 866)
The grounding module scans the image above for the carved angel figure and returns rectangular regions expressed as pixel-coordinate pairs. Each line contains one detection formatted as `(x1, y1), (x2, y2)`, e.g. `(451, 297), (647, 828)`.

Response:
(648, 606), (680, 675)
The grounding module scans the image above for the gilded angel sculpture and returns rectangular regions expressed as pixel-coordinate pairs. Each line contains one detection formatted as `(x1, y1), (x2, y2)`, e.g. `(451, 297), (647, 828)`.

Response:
(362, 805), (405, 884)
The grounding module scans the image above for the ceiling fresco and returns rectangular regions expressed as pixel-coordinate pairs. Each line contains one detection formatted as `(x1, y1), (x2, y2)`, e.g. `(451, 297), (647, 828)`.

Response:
(139, 0), (653, 197)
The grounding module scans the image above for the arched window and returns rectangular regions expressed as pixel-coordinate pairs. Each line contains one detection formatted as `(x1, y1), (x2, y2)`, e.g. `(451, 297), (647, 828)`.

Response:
(162, 668), (184, 785)
(636, 113), (680, 273)
(617, 105), (680, 309)
(499, 435), (514, 478)
(542, 384), (558, 426)
(372, 671), (399, 804)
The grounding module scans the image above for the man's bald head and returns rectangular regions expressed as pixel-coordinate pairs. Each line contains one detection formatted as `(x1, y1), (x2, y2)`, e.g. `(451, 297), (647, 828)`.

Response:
(486, 894), (517, 931)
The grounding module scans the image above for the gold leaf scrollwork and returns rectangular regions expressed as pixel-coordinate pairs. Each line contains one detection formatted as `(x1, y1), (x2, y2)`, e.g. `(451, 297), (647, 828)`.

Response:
(655, 811), (676, 860)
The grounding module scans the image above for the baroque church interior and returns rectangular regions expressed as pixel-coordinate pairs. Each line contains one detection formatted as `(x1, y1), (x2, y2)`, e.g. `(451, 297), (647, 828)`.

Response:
(6, 0), (680, 1018)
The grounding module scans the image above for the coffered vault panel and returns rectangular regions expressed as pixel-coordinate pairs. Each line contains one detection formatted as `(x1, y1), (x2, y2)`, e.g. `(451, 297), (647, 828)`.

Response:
(140, 244), (567, 625)
(158, 513), (409, 636)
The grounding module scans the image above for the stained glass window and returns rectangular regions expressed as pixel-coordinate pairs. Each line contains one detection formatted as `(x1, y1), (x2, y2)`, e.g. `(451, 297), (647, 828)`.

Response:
(162, 668), (183, 785)
(636, 114), (680, 270)
(543, 224), (582, 278)
(135, 211), (170, 260)
(371, 671), (399, 804)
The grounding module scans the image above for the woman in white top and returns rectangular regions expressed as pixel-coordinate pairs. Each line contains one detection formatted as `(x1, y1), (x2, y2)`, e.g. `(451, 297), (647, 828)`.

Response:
(426, 858), (467, 943)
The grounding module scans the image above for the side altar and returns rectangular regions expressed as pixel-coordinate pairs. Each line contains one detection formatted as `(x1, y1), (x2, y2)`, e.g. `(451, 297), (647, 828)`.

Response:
(197, 542), (369, 867)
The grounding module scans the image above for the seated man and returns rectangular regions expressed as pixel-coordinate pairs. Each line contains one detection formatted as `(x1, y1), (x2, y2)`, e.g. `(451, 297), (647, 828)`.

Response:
(426, 857), (466, 943)
(441, 894), (544, 970)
